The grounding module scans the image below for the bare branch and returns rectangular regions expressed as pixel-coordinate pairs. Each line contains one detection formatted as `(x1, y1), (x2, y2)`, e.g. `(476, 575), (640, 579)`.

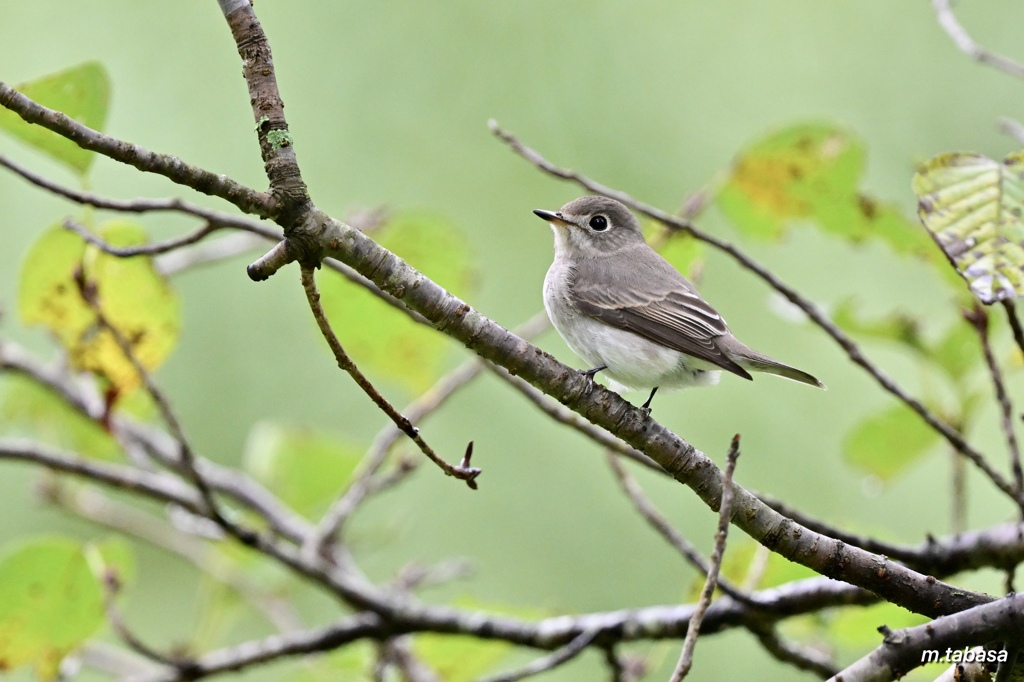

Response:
(300, 266), (481, 488)
(0, 83), (270, 216)
(101, 568), (180, 667)
(475, 630), (598, 682)
(0, 153), (274, 233)
(670, 435), (740, 681)
(76, 273), (239, 534)
(966, 304), (1024, 507)
(932, 0), (1024, 79)
(310, 311), (550, 552)
(44, 483), (303, 632)
(1002, 299), (1024, 361)
(63, 217), (267, 259)
(749, 624), (838, 679)
(829, 594), (1024, 681)
(605, 450), (751, 603)
(0, 439), (203, 512)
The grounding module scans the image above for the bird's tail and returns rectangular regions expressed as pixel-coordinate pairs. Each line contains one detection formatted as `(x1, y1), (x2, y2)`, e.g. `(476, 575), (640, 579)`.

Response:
(724, 339), (826, 389)
(744, 356), (826, 389)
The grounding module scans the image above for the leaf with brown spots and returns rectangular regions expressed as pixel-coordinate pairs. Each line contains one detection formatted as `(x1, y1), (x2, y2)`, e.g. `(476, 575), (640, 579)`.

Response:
(18, 221), (180, 394)
(913, 152), (1024, 303)
(0, 538), (107, 680)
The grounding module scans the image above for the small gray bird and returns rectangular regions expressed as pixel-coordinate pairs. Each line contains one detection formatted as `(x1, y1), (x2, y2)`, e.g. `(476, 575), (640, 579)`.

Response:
(534, 196), (824, 410)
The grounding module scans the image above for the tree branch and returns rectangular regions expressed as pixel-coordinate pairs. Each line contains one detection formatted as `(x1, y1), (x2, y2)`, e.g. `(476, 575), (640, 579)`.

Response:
(830, 594), (1024, 681)
(932, 0), (1024, 79)
(670, 436), (740, 680)
(299, 266), (481, 488)
(0, 82), (271, 216)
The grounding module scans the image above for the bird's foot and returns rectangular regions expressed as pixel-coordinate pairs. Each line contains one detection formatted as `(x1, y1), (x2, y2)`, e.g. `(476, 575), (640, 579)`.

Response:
(640, 387), (659, 417)
(581, 365), (607, 392)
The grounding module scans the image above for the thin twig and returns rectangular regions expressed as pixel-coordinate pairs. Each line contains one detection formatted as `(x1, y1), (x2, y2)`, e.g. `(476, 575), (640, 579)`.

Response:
(999, 117), (1024, 147)
(75, 269), (239, 534)
(308, 311), (550, 554)
(0, 82), (271, 216)
(0, 439), (203, 512)
(64, 217), (270, 258)
(932, 0), (1024, 79)
(670, 435), (741, 681)
(488, 363), (664, 473)
(299, 267), (481, 488)
(100, 569), (181, 667)
(749, 624), (838, 679)
(490, 122), (1024, 509)
(474, 630), (598, 682)
(1002, 300), (1024, 360)
(0, 154), (272, 233)
(605, 450), (754, 605)
(967, 304), (1024, 509)
(44, 482), (303, 632)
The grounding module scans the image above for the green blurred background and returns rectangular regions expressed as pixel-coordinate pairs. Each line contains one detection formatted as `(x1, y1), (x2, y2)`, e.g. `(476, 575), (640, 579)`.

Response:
(2, 1), (1023, 679)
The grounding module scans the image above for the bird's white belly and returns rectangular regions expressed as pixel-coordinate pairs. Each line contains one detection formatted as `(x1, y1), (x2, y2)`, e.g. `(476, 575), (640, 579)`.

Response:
(543, 277), (719, 391)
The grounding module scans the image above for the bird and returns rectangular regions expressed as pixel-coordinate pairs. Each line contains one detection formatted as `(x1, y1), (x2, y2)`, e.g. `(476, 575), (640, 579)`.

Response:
(533, 196), (824, 411)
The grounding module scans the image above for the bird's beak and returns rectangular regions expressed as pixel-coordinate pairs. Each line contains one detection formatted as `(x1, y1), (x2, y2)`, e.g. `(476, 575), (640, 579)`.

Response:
(533, 209), (574, 227)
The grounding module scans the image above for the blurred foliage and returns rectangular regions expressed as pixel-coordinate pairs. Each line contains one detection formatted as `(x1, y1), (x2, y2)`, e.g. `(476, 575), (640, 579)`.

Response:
(242, 421), (363, 519)
(0, 62), (108, 176)
(0, 536), (132, 680)
(319, 212), (474, 394)
(716, 123), (939, 265)
(914, 151), (1024, 304)
(18, 221), (180, 397)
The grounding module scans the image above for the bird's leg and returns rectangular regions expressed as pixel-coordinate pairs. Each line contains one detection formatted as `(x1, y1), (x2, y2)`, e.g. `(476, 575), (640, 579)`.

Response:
(581, 365), (607, 392)
(641, 387), (659, 416)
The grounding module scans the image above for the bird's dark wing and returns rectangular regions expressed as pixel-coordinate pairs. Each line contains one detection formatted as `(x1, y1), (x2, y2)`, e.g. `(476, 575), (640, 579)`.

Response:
(570, 252), (753, 380)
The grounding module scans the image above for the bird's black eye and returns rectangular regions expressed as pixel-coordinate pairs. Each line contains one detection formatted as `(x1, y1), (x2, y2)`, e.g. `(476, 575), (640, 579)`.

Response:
(589, 215), (608, 231)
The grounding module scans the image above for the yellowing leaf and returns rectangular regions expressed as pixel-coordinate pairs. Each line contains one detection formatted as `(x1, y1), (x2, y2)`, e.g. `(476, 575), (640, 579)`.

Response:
(913, 152), (1024, 303)
(18, 221), (181, 394)
(319, 213), (473, 393)
(242, 422), (363, 517)
(843, 404), (940, 481)
(0, 62), (110, 176)
(718, 123), (940, 270)
(0, 538), (106, 679)
(718, 123), (865, 240)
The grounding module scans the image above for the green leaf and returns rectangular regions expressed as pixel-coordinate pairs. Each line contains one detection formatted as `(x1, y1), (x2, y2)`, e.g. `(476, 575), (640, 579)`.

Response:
(832, 299), (924, 352)
(643, 222), (705, 280)
(718, 123), (866, 240)
(843, 404), (940, 480)
(0, 538), (106, 680)
(242, 422), (363, 517)
(718, 123), (942, 271)
(928, 318), (978, 383)
(414, 634), (512, 682)
(717, 540), (816, 594)
(18, 221), (181, 395)
(828, 602), (928, 651)
(319, 213), (474, 393)
(913, 152), (1024, 303)
(0, 375), (121, 460)
(0, 62), (110, 176)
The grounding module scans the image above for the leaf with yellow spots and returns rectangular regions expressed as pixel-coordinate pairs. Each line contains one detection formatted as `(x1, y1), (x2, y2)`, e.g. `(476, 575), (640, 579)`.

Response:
(717, 123), (938, 266)
(0, 62), (110, 177)
(18, 221), (180, 395)
(0, 538), (106, 680)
